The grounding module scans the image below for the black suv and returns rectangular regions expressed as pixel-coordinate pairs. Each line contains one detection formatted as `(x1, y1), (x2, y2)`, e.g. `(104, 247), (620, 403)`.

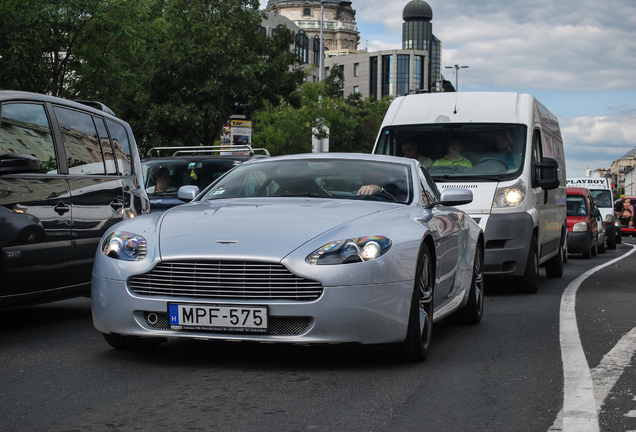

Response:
(0, 90), (149, 309)
(142, 145), (269, 212)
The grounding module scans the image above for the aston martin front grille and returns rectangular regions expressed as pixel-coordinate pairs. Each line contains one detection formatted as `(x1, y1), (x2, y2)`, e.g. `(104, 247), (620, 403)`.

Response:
(129, 261), (323, 301)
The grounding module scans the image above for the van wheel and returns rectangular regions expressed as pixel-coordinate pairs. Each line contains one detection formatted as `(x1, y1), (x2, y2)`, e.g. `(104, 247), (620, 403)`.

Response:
(582, 235), (592, 259)
(518, 235), (539, 293)
(591, 238), (598, 257)
(545, 241), (564, 278)
(598, 236), (606, 254)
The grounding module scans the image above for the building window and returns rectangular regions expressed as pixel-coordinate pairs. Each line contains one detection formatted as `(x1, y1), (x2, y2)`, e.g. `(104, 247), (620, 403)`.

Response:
(295, 30), (309, 64)
(336, 11), (341, 19)
(414, 55), (423, 91)
(369, 56), (378, 98)
(397, 55), (409, 96)
(313, 36), (321, 65)
(303, 8), (311, 16)
(381, 55), (393, 97)
(353, 86), (359, 94)
(354, 63), (359, 77)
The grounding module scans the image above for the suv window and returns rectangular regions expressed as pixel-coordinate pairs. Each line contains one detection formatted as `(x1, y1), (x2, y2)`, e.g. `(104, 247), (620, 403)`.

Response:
(54, 106), (106, 175)
(107, 120), (132, 175)
(0, 103), (57, 173)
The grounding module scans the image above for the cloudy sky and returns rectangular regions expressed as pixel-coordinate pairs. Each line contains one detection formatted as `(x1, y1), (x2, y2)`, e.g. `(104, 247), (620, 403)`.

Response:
(261, 0), (636, 176)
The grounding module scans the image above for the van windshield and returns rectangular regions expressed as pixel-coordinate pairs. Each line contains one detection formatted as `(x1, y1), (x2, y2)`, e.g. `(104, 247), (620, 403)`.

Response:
(374, 124), (527, 181)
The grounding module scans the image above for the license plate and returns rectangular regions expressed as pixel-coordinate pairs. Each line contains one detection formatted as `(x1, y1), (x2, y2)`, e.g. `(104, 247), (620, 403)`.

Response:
(168, 304), (268, 332)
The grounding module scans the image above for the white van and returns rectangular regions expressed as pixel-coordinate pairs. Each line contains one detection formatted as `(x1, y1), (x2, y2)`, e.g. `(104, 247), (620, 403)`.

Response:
(373, 92), (566, 293)
(566, 177), (618, 248)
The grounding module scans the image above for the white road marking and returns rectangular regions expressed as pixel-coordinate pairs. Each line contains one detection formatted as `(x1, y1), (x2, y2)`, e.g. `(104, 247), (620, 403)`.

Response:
(549, 246), (636, 432)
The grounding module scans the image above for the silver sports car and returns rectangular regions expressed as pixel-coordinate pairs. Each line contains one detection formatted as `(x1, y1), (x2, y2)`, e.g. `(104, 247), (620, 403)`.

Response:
(92, 153), (484, 361)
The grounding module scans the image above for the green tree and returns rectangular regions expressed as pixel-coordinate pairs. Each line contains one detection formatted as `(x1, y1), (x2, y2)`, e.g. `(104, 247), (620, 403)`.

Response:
(0, 0), (305, 155)
(0, 0), (155, 98)
(253, 66), (392, 155)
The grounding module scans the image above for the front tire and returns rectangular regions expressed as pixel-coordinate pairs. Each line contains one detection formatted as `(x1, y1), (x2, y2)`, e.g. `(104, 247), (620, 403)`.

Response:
(517, 235), (539, 293)
(386, 244), (434, 362)
(545, 240), (565, 278)
(445, 243), (484, 324)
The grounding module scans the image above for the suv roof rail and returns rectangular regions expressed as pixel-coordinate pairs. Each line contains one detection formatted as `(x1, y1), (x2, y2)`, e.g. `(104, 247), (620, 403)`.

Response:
(72, 100), (116, 116)
(146, 145), (270, 158)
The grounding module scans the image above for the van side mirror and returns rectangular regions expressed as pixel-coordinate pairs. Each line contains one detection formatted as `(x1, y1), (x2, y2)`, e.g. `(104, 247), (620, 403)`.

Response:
(592, 208), (601, 218)
(0, 153), (41, 175)
(535, 157), (560, 191)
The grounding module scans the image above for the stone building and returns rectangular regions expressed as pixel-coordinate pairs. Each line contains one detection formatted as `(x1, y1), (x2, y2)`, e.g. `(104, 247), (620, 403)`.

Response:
(265, 0), (448, 97)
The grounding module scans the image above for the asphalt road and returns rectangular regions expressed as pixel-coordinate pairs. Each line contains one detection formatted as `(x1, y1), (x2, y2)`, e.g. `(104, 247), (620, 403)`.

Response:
(1, 242), (636, 432)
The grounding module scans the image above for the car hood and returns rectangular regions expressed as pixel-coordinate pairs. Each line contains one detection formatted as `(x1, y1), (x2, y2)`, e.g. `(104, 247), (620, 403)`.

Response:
(158, 198), (393, 261)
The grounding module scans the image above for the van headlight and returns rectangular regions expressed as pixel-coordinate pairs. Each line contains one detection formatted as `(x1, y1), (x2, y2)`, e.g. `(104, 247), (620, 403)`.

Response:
(102, 231), (147, 261)
(306, 236), (392, 265)
(493, 179), (526, 208)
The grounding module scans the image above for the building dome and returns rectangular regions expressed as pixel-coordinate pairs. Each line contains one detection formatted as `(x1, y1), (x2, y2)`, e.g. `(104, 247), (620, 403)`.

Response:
(403, 0), (433, 22)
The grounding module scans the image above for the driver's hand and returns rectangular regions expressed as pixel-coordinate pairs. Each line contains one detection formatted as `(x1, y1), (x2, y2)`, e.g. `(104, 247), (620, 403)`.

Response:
(357, 185), (382, 196)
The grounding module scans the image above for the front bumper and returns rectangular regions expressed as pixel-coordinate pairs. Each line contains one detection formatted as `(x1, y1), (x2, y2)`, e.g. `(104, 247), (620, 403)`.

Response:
(479, 212), (534, 277)
(567, 231), (590, 254)
(92, 274), (413, 345)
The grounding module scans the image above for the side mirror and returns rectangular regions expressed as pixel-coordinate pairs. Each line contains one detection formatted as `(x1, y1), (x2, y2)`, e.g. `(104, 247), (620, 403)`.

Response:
(592, 208), (601, 218)
(438, 188), (473, 207)
(178, 185), (200, 202)
(536, 157), (560, 191)
(0, 153), (40, 175)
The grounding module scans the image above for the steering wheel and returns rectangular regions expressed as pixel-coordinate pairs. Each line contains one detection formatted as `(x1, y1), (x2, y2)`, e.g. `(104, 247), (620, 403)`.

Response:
(478, 158), (509, 170)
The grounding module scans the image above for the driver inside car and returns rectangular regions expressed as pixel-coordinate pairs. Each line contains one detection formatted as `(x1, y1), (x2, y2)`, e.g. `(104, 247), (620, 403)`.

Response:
(478, 130), (521, 169)
(357, 171), (406, 201)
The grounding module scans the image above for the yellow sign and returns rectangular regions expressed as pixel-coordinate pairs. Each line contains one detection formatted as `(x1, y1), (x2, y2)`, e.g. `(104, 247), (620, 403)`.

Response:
(231, 120), (252, 128)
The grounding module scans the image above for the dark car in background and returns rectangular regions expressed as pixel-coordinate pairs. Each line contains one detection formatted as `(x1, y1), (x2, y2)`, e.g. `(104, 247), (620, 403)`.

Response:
(0, 90), (149, 309)
(141, 145), (269, 212)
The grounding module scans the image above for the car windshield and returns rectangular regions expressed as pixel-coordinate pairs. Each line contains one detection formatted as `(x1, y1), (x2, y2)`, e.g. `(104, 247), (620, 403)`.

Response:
(567, 195), (587, 216)
(142, 158), (239, 197)
(374, 123), (527, 181)
(589, 189), (612, 208)
(199, 158), (413, 204)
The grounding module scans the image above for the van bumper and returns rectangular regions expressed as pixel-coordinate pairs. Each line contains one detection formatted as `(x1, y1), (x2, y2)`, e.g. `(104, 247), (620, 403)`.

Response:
(480, 212), (534, 276)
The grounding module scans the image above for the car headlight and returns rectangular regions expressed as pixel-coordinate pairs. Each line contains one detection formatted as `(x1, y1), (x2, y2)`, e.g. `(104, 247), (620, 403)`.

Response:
(306, 236), (392, 265)
(493, 179), (526, 208)
(573, 222), (588, 232)
(102, 231), (147, 261)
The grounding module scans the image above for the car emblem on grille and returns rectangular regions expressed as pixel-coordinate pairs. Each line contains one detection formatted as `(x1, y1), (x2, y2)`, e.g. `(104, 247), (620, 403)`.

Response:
(215, 240), (238, 244)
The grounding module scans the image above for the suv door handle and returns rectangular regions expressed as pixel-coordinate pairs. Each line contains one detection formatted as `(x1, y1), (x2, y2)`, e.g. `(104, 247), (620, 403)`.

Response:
(54, 202), (70, 215)
(110, 198), (123, 210)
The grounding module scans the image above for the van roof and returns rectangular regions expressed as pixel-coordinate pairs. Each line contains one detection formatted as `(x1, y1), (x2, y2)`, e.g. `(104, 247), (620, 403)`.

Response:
(381, 92), (560, 138)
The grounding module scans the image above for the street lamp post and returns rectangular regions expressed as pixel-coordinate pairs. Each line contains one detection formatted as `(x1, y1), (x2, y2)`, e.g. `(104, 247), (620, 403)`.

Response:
(315, 1), (349, 153)
(444, 64), (469, 91)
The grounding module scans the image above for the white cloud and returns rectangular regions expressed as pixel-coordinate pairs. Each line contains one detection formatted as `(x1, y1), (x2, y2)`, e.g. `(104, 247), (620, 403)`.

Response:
(560, 110), (636, 175)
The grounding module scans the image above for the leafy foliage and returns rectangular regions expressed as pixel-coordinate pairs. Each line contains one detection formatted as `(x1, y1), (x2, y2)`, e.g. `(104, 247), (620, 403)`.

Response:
(253, 66), (392, 155)
(0, 0), (305, 155)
